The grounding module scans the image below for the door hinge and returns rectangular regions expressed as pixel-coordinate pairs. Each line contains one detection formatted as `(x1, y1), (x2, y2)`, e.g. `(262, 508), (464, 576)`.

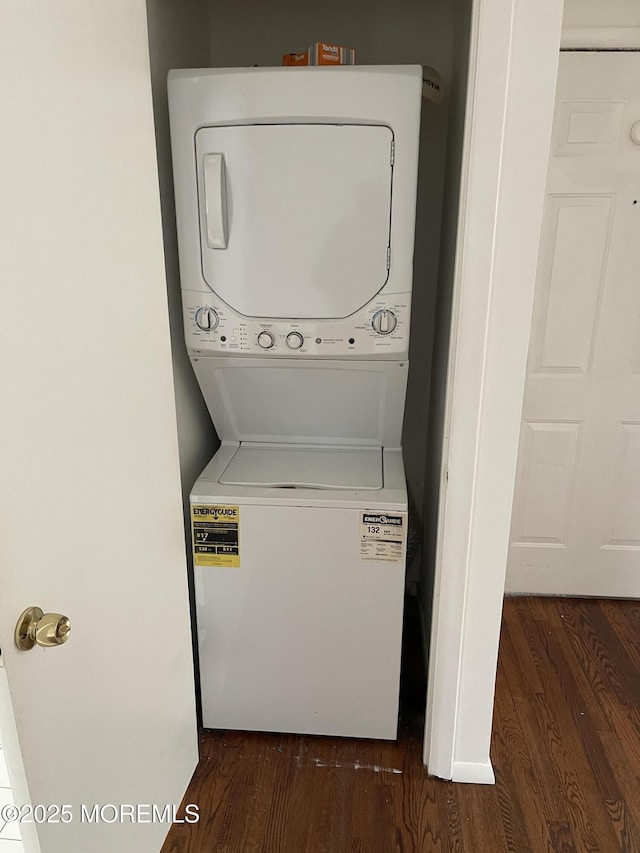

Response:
(386, 247), (391, 270)
(390, 140), (395, 166)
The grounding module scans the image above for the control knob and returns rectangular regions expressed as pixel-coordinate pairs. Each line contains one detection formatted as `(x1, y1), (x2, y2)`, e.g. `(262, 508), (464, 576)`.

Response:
(286, 332), (304, 350)
(372, 309), (398, 335)
(257, 331), (275, 349)
(195, 306), (219, 332)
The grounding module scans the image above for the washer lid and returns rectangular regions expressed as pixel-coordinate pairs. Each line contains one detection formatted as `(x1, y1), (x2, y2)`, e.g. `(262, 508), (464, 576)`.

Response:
(219, 444), (383, 490)
(195, 123), (393, 319)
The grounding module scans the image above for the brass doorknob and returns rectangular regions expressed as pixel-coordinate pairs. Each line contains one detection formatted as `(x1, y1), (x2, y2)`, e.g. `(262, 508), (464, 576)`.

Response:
(15, 607), (72, 651)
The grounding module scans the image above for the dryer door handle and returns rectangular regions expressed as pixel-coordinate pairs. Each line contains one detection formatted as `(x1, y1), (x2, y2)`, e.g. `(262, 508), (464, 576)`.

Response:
(203, 153), (228, 249)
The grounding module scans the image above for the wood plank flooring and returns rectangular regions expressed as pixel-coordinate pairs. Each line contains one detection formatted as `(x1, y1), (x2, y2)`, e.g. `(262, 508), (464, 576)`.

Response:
(161, 597), (640, 852)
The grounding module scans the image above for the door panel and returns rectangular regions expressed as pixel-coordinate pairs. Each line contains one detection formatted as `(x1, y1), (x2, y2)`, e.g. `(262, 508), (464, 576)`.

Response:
(530, 194), (612, 373)
(0, 3), (198, 851)
(511, 420), (582, 545)
(606, 423), (640, 543)
(507, 52), (640, 596)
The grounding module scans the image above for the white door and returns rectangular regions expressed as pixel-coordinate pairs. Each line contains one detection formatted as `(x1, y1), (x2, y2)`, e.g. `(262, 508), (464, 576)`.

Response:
(0, 3), (198, 852)
(506, 52), (640, 596)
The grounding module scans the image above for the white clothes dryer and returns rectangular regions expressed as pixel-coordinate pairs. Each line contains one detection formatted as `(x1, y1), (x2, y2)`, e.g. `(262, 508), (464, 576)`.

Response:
(168, 66), (422, 738)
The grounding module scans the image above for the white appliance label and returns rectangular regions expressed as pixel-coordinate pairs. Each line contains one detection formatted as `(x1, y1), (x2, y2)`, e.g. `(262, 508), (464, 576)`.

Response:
(360, 512), (405, 563)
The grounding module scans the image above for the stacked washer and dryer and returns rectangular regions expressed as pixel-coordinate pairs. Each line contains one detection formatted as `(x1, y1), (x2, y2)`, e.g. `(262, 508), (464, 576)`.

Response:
(168, 66), (422, 740)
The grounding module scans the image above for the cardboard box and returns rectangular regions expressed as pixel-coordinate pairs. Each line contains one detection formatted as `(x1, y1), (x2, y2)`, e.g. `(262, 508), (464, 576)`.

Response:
(282, 43), (356, 67)
(309, 42), (356, 65)
(283, 51), (309, 66)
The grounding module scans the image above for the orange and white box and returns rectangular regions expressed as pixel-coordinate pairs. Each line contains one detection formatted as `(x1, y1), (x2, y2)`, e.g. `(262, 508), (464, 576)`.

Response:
(309, 42), (356, 65)
(282, 51), (309, 66)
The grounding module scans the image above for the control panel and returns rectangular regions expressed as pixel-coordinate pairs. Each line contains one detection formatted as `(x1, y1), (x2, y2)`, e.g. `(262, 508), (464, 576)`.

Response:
(183, 290), (411, 359)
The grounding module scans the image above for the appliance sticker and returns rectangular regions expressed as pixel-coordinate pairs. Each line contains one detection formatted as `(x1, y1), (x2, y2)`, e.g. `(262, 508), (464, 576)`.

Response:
(192, 504), (240, 568)
(360, 512), (405, 563)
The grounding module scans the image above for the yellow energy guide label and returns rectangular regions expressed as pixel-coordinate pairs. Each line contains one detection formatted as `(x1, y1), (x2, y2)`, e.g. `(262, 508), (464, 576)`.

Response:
(192, 504), (240, 568)
(360, 511), (406, 563)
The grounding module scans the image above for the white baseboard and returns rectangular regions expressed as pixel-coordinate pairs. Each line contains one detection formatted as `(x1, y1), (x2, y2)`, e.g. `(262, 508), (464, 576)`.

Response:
(505, 571), (640, 598)
(450, 760), (495, 784)
(561, 27), (640, 50)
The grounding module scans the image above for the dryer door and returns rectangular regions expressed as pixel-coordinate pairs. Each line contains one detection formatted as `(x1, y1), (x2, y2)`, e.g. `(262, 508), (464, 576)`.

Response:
(195, 123), (393, 319)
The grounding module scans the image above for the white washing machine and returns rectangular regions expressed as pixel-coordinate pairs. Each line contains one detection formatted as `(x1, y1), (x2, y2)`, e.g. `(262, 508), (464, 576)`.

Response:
(168, 66), (422, 739)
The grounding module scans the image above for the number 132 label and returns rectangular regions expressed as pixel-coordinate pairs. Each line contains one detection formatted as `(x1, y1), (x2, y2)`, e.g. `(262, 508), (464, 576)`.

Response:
(360, 512), (406, 563)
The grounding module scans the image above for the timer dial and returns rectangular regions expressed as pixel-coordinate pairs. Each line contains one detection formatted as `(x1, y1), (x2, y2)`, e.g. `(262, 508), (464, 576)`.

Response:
(372, 309), (398, 335)
(195, 306), (219, 331)
(257, 331), (275, 349)
(286, 332), (304, 350)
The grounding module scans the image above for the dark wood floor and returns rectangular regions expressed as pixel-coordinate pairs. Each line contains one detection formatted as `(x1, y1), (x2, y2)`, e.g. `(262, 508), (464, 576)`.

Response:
(161, 597), (640, 852)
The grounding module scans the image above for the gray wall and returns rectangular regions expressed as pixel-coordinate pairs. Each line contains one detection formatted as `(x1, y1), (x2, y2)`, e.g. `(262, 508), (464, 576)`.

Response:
(420, 0), (472, 636)
(146, 0), (219, 520)
(206, 0), (454, 526)
(146, 1), (219, 716)
(145, 0), (462, 625)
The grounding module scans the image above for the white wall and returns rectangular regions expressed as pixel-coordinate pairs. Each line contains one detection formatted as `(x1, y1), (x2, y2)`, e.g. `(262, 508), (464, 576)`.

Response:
(206, 0), (454, 528)
(562, 0), (640, 47)
(563, 0), (639, 26)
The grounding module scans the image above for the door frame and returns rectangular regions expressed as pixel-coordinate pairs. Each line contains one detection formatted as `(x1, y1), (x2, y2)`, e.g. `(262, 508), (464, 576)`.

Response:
(423, 0), (564, 781)
(0, 663), (40, 853)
